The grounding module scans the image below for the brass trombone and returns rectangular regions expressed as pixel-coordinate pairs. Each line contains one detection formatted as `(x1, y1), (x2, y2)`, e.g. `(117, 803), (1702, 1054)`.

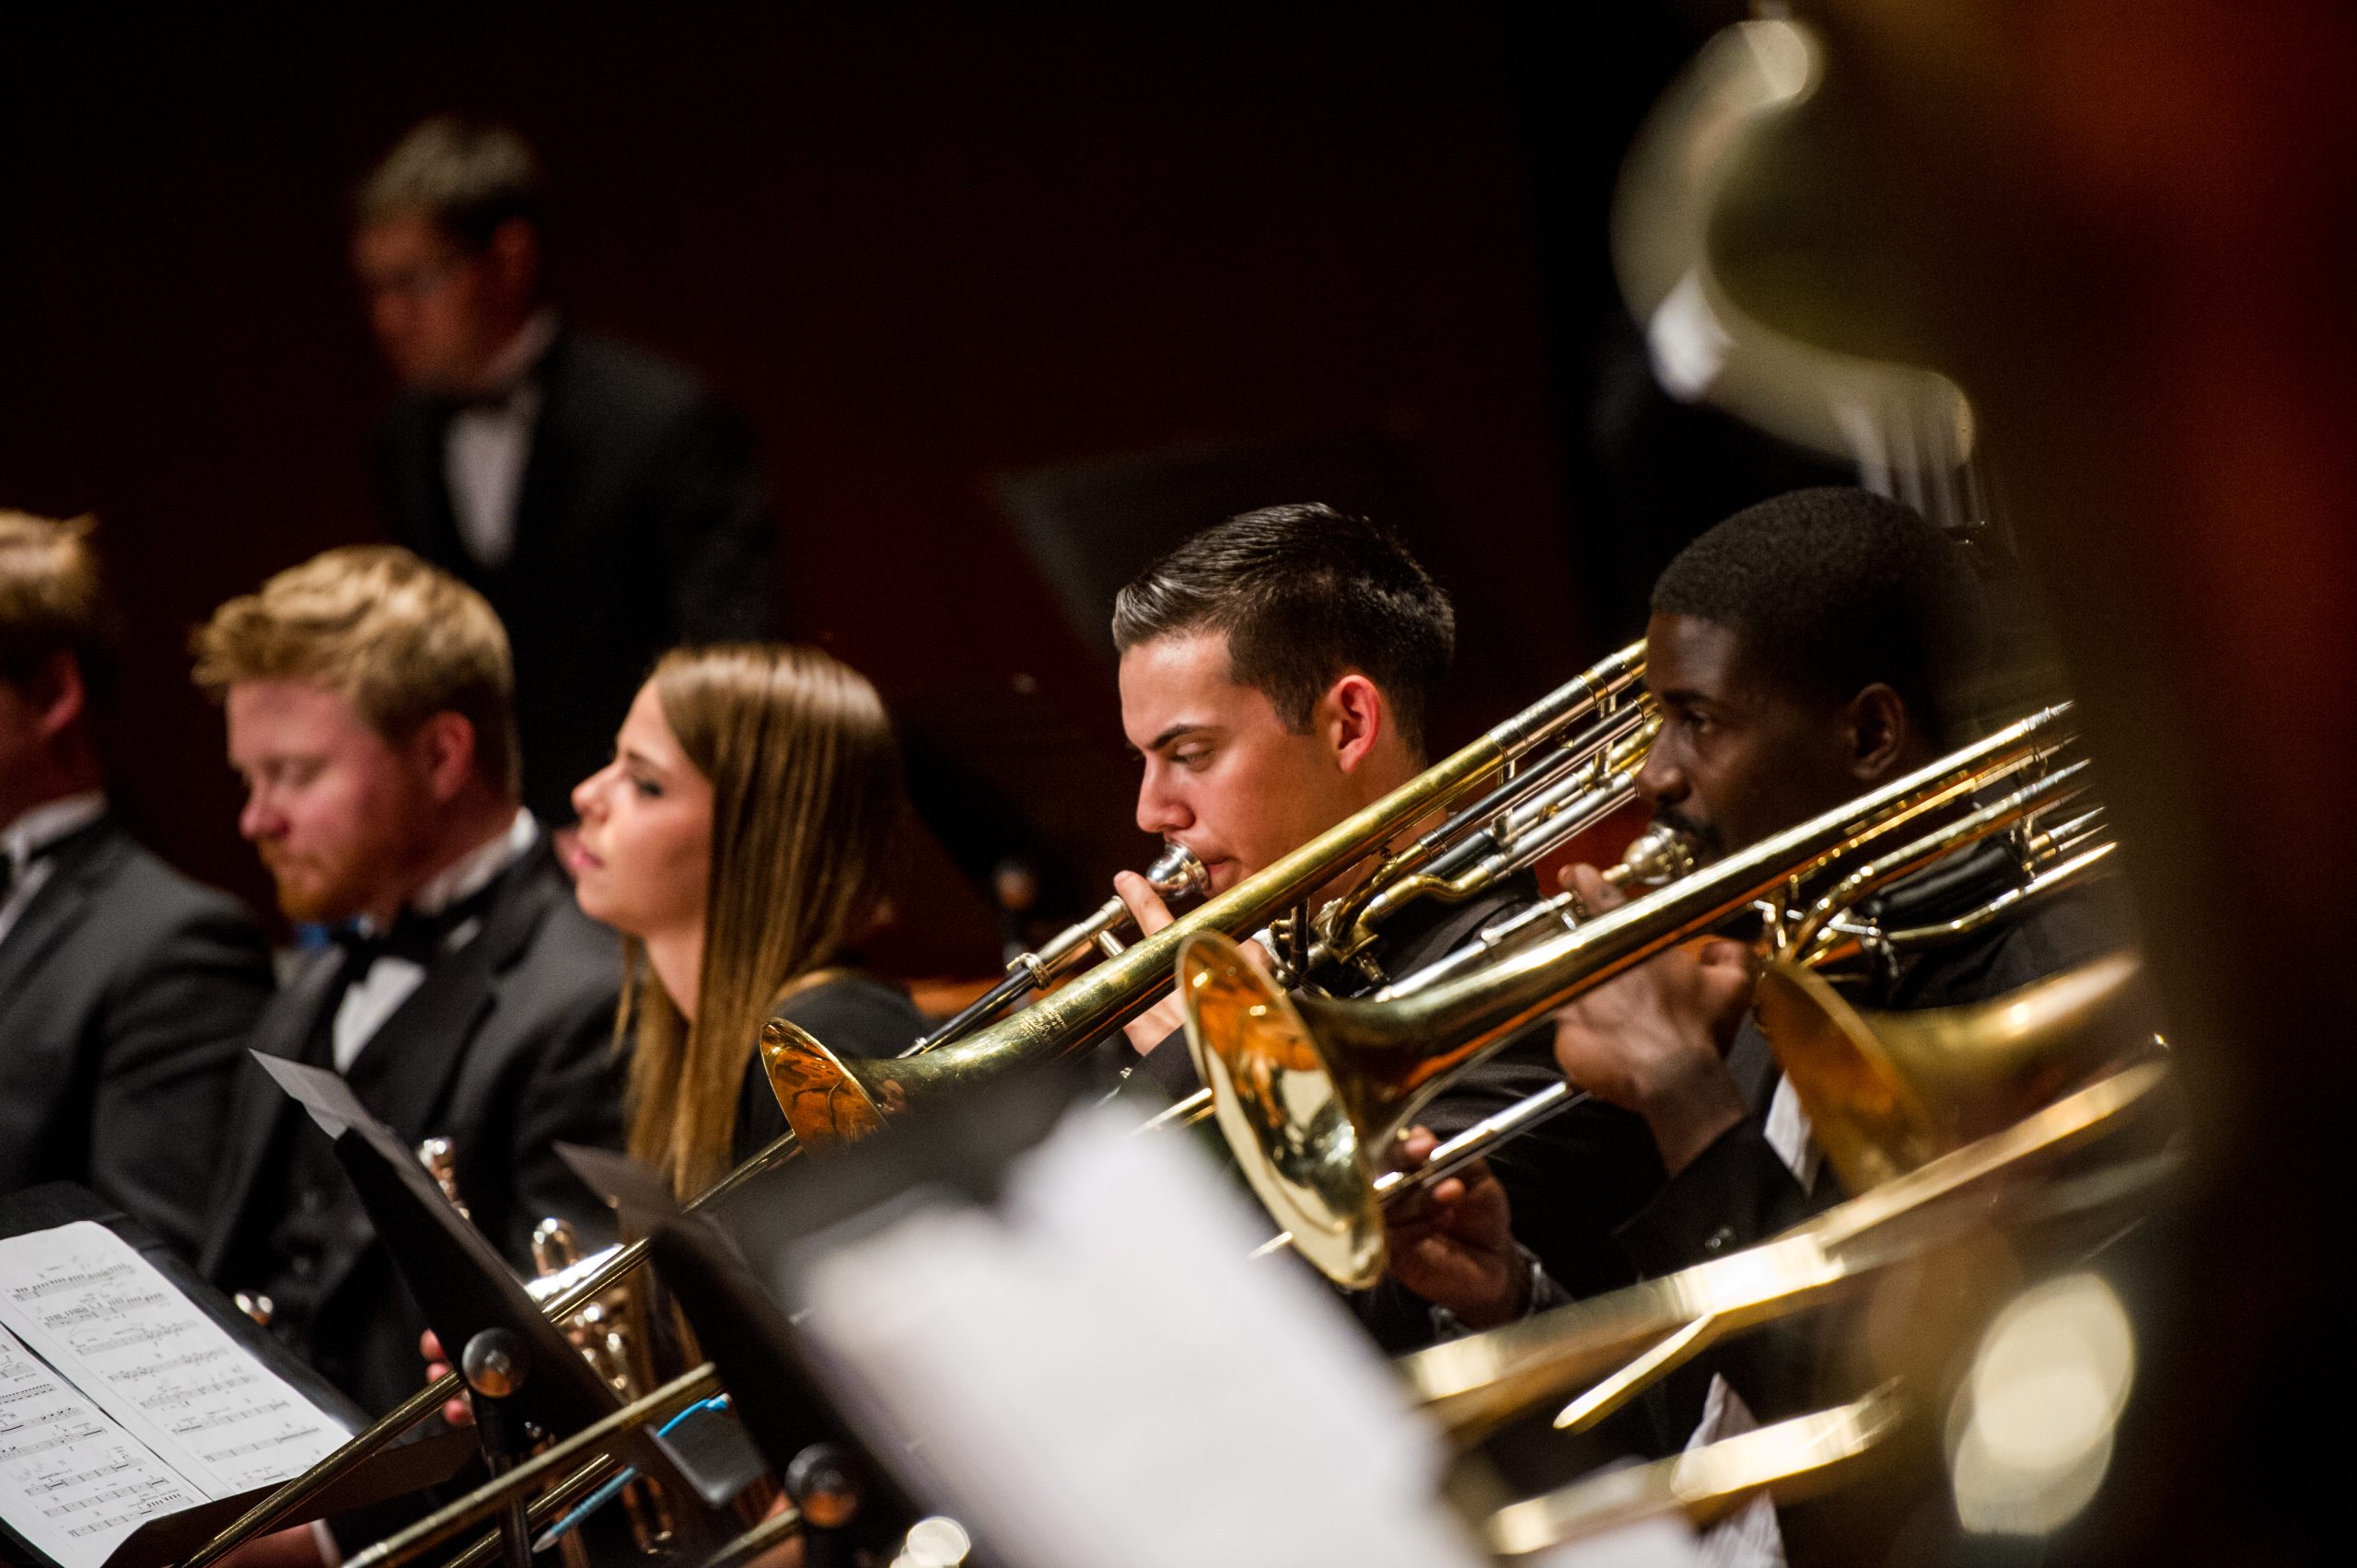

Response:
(1402, 1057), (2170, 1448)
(1176, 703), (2079, 1290)
(761, 640), (1652, 1145)
(910, 842), (1210, 1053)
(185, 643), (1648, 1566)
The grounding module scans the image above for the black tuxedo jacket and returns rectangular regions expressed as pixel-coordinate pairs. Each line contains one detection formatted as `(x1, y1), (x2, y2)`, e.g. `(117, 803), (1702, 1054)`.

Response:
(0, 815), (273, 1260)
(198, 837), (627, 1415)
(375, 326), (779, 822)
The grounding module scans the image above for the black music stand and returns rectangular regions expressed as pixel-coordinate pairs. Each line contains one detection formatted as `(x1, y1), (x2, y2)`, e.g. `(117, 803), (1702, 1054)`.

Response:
(253, 1061), (760, 1530)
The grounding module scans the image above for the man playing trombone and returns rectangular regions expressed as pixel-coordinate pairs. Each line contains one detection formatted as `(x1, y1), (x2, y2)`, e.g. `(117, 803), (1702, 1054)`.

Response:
(1386, 487), (2131, 1551)
(1101, 503), (1667, 1342)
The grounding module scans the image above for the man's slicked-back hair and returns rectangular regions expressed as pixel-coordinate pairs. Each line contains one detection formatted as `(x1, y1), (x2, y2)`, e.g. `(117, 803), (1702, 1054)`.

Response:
(1111, 503), (1455, 755)
(355, 114), (546, 252)
(1653, 486), (1988, 744)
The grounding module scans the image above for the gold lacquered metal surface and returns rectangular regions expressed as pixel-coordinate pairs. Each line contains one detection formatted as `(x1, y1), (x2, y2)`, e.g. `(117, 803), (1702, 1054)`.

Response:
(1483, 1383), (1906, 1556)
(1186, 705), (2072, 1286)
(1758, 952), (2149, 1196)
(1402, 1061), (2166, 1446)
(761, 642), (1649, 1146)
(1179, 931), (1387, 1288)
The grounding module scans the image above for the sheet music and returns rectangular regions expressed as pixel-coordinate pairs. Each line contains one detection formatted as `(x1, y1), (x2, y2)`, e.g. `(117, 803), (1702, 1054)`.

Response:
(0, 1326), (203, 1568)
(0, 1223), (348, 1501)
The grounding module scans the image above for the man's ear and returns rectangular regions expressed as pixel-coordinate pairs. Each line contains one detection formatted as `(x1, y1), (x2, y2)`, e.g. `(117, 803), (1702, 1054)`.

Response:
(412, 712), (482, 804)
(486, 217), (540, 299)
(27, 651), (87, 742)
(1843, 683), (1911, 781)
(1323, 672), (1386, 773)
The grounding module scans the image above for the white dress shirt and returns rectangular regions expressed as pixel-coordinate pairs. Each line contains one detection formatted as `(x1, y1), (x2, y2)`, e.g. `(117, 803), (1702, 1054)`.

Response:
(443, 311), (559, 571)
(0, 790), (108, 949)
(330, 808), (539, 1071)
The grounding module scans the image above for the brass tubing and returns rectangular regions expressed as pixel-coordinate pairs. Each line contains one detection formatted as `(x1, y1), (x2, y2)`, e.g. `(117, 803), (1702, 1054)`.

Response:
(343, 1366), (723, 1568)
(182, 1135), (801, 1568)
(696, 1506), (806, 1568)
(1402, 1060), (2165, 1446)
(765, 642), (1649, 1144)
(442, 1456), (625, 1568)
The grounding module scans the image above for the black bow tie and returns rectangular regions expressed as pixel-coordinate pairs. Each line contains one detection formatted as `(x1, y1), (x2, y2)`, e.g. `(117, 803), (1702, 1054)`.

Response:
(334, 880), (501, 973)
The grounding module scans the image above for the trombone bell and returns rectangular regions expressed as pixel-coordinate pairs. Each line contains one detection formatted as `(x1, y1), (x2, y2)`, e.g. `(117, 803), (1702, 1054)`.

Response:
(760, 1018), (887, 1143)
(1754, 952), (2151, 1196)
(1179, 930), (1388, 1289)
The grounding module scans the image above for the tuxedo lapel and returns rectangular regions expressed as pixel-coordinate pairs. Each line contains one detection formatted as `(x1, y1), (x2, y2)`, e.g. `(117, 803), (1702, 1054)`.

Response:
(199, 949), (342, 1277)
(342, 936), (496, 1143)
(0, 819), (122, 1006)
(342, 842), (561, 1144)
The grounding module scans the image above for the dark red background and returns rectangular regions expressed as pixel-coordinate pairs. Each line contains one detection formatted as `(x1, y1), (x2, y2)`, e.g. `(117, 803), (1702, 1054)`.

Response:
(0, 5), (1736, 972)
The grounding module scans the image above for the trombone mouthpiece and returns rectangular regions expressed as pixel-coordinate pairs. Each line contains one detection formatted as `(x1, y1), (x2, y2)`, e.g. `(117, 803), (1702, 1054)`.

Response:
(1145, 843), (1211, 901)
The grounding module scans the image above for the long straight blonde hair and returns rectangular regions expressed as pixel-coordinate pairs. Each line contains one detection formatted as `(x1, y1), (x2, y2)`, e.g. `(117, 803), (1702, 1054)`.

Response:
(621, 644), (902, 1197)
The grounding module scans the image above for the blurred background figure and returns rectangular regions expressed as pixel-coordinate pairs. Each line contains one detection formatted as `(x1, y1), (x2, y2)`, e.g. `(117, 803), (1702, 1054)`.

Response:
(0, 510), (273, 1260)
(353, 115), (779, 824)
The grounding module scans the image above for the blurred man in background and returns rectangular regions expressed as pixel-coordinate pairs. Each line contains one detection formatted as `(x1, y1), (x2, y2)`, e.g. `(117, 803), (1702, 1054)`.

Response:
(0, 510), (273, 1259)
(353, 114), (778, 823)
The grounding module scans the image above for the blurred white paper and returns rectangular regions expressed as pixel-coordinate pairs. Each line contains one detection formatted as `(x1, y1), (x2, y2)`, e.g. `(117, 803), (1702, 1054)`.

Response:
(788, 1103), (1485, 1568)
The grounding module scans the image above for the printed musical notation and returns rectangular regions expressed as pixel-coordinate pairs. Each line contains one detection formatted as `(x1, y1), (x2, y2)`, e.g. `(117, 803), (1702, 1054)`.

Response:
(0, 1223), (353, 1566)
(0, 1328), (201, 1568)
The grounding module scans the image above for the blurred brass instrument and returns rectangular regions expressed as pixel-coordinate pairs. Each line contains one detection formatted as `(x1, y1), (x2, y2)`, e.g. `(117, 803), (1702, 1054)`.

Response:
(1404, 1058), (2171, 1450)
(341, 1365), (729, 1568)
(761, 640), (1651, 1145)
(1177, 703), (2084, 1289)
(1472, 1383), (1906, 1557)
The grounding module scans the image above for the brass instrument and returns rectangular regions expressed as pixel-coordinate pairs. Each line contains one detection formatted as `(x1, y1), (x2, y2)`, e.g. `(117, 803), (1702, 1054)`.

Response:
(181, 1136), (807, 1568)
(911, 842), (1210, 1052)
(1402, 1059), (2170, 1448)
(1470, 1383), (1905, 1557)
(342, 1366), (730, 1568)
(1353, 787), (2121, 1233)
(1177, 703), (2077, 1289)
(1305, 699), (1663, 985)
(761, 640), (1650, 1145)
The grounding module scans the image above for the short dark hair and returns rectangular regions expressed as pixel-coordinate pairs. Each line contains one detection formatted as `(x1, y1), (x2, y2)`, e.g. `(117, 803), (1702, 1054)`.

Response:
(355, 115), (545, 251)
(1653, 486), (1986, 742)
(1111, 504), (1455, 755)
(0, 510), (119, 705)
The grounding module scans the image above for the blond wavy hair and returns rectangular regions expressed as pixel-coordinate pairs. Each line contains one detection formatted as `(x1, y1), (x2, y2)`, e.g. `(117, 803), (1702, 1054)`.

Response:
(191, 545), (519, 796)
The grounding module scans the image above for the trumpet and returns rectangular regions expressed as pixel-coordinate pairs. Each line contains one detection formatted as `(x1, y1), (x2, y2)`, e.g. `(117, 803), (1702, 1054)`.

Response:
(760, 640), (1651, 1145)
(1176, 703), (2078, 1289)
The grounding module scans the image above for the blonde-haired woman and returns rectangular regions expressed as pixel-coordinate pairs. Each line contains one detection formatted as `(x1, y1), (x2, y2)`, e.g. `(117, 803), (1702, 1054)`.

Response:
(566, 643), (923, 1192)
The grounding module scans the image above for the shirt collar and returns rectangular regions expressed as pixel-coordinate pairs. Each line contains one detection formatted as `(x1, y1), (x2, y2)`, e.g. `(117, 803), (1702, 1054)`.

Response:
(474, 309), (560, 396)
(2, 791), (107, 870)
(368, 808), (538, 934)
